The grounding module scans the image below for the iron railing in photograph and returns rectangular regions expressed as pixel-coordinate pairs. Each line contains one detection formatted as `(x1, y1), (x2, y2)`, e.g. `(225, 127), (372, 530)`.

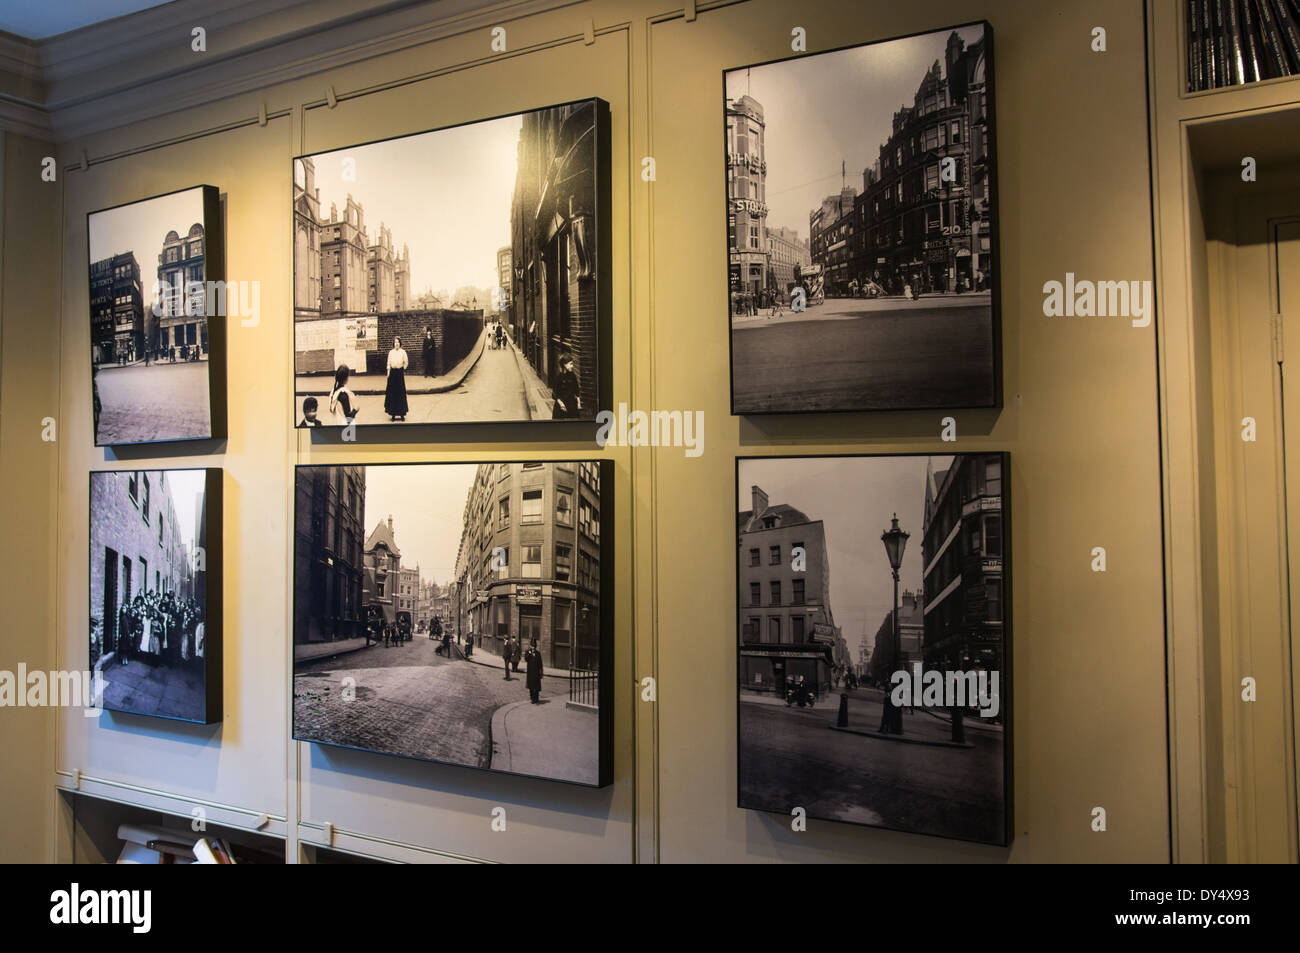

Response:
(568, 666), (598, 707)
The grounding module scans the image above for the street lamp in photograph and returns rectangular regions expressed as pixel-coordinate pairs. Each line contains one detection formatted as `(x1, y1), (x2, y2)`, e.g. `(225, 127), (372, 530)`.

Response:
(879, 512), (909, 735)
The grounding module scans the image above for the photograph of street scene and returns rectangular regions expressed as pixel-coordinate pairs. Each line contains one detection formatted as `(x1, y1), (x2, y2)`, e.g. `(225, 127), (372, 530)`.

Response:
(736, 453), (1009, 844)
(89, 186), (216, 444)
(292, 99), (605, 427)
(89, 468), (217, 723)
(293, 460), (609, 785)
(726, 23), (997, 413)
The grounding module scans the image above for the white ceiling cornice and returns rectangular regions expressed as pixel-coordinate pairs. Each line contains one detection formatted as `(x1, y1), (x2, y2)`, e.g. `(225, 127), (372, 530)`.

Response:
(0, 0), (584, 141)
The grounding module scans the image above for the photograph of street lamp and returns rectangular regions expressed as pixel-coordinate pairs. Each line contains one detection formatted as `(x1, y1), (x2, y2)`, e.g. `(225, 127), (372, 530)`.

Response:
(735, 453), (1010, 844)
(724, 22), (1000, 414)
(291, 98), (609, 428)
(292, 460), (612, 786)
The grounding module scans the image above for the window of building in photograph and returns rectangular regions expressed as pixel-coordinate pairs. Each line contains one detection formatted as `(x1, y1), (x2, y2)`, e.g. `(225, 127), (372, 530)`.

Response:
(792, 615), (805, 643)
(983, 514), (1002, 557)
(750, 582), (761, 606)
(497, 548), (509, 579)
(556, 491), (572, 525)
(556, 543), (572, 581)
(522, 544), (542, 579)
(128, 472), (139, 503)
(140, 475), (150, 523)
(769, 545), (780, 565)
(984, 457), (1001, 497)
(749, 548), (760, 567)
(770, 580), (781, 605)
(768, 616), (781, 643)
(498, 497), (510, 529)
(792, 578), (805, 604)
(521, 489), (542, 524)
(986, 580), (1002, 621)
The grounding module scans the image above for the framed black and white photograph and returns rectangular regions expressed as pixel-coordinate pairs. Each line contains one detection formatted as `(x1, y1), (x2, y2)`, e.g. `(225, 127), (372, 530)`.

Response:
(725, 23), (999, 414)
(292, 99), (610, 429)
(89, 468), (222, 724)
(292, 460), (613, 786)
(736, 452), (1010, 845)
(88, 185), (225, 445)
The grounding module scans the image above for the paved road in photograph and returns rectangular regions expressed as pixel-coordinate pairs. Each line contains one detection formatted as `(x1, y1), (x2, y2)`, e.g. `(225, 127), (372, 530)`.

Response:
(293, 634), (562, 766)
(96, 361), (211, 443)
(739, 688), (1004, 842)
(731, 294), (994, 412)
(309, 343), (531, 424)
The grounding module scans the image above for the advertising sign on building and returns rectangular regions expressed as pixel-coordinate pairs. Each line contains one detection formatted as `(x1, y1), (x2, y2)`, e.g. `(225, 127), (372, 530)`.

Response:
(516, 585), (542, 605)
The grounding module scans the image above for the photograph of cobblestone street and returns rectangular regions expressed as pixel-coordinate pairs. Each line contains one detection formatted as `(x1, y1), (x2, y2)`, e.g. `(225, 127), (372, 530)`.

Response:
(293, 461), (609, 785)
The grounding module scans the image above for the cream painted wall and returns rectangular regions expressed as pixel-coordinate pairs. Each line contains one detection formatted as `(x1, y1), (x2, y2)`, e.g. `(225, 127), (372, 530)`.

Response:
(7, 0), (1169, 863)
(0, 131), (60, 864)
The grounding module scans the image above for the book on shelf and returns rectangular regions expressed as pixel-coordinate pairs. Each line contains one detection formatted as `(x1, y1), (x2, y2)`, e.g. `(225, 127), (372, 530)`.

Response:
(1187, 0), (1300, 88)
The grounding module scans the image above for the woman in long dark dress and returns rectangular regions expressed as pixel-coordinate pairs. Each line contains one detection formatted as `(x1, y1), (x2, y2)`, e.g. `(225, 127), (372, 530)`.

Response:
(524, 640), (543, 704)
(385, 336), (409, 421)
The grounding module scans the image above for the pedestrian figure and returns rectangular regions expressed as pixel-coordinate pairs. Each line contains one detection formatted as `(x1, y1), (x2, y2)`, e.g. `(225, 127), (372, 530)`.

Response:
(384, 336), (409, 421)
(511, 638), (522, 673)
(502, 636), (514, 680)
(551, 353), (582, 419)
(525, 640), (543, 703)
(297, 396), (322, 428)
(329, 364), (359, 424)
(422, 326), (436, 379)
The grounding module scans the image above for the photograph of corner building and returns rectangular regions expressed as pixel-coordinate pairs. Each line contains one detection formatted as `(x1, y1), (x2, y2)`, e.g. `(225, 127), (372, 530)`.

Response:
(88, 185), (221, 445)
(292, 460), (611, 786)
(726, 22), (998, 414)
(89, 468), (221, 724)
(736, 453), (1009, 845)
(291, 99), (607, 427)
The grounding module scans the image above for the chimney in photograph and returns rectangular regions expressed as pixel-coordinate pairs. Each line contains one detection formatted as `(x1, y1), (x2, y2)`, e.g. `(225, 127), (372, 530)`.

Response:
(751, 485), (768, 517)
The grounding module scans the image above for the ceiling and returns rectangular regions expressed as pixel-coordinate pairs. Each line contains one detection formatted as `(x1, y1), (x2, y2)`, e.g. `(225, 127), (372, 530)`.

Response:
(0, 0), (176, 40)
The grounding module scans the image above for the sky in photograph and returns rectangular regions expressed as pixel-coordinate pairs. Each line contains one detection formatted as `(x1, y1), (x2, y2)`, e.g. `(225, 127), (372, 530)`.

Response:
(306, 113), (524, 298)
(163, 469), (205, 550)
(361, 464), (479, 586)
(738, 455), (952, 657)
(725, 24), (983, 239)
(88, 187), (206, 309)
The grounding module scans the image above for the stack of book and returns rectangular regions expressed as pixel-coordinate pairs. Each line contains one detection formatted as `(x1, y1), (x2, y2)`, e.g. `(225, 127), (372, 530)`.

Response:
(1187, 0), (1300, 91)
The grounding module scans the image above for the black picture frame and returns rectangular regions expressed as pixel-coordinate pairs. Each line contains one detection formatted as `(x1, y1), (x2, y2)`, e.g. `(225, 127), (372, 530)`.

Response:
(88, 184), (226, 446)
(291, 459), (613, 787)
(290, 98), (611, 432)
(88, 467), (223, 725)
(724, 22), (1001, 416)
(734, 451), (1012, 846)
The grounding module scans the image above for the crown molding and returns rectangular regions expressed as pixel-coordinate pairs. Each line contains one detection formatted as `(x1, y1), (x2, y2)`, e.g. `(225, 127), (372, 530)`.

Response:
(2, 0), (584, 142)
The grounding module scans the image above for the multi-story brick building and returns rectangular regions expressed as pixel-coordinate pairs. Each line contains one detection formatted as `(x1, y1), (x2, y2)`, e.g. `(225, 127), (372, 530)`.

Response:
(292, 156), (322, 321)
(920, 454), (1004, 674)
(90, 252), (143, 364)
(397, 565), (420, 618)
(319, 195), (369, 318)
(855, 30), (992, 296)
(766, 225), (810, 295)
(367, 223), (397, 314)
(509, 102), (601, 414)
(726, 94), (770, 299)
(454, 462), (602, 670)
(737, 485), (836, 695)
(363, 515), (402, 629)
(867, 587), (925, 684)
(496, 245), (512, 312)
(89, 470), (192, 665)
(156, 223), (207, 356)
(293, 465), (366, 643)
(809, 186), (857, 296)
